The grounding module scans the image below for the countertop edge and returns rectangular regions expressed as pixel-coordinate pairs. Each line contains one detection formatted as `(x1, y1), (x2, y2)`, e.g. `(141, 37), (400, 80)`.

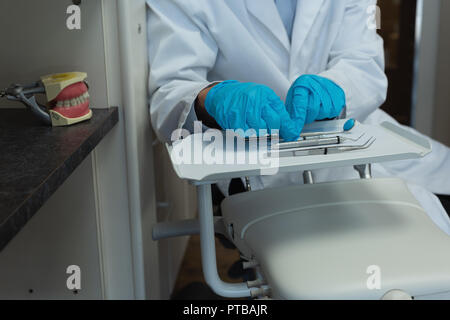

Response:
(0, 107), (119, 251)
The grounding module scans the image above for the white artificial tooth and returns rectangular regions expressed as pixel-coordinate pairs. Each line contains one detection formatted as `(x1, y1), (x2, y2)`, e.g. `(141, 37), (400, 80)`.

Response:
(56, 101), (63, 107)
(64, 100), (70, 107)
(71, 98), (78, 106)
(84, 92), (90, 98)
(79, 96), (85, 104)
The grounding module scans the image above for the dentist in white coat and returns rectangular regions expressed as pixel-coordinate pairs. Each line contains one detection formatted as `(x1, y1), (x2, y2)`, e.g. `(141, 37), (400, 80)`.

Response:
(146, 0), (450, 233)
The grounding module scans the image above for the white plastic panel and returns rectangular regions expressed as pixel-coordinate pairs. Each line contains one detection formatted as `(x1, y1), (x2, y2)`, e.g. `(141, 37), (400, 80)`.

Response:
(0, 0), (137, 299)
(221, 178), (450, 300)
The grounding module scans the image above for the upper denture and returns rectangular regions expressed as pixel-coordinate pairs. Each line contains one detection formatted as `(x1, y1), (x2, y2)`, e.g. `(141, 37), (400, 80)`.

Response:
(53, 81), (89, 104)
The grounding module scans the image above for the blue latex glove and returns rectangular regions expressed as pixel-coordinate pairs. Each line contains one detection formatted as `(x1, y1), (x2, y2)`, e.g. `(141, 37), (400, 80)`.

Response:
(285, 75), (346, 133)
(205, 80), (300, 141)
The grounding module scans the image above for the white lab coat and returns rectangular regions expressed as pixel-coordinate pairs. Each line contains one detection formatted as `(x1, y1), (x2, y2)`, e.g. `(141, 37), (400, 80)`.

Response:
(146, 0), (450, 233)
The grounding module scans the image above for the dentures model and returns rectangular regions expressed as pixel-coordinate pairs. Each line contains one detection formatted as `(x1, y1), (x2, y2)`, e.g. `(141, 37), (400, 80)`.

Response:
(41, 72), (92, 126)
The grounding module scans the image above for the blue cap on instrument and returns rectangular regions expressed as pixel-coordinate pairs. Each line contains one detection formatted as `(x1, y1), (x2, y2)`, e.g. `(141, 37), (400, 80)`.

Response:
(343, 119), (356, 132)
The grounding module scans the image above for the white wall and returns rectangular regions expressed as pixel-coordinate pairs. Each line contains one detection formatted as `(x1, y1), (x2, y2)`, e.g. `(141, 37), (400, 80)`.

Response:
(412, 0), (441, 137)
(414, 0), (450, 146)
(116, 0), (199, 299)
(0, 0), (135, 299)
(0, 0), (198, 299)
(115, 0), (161, 299)
(433, 0), (450, 146)
(153, 143), (198, 298)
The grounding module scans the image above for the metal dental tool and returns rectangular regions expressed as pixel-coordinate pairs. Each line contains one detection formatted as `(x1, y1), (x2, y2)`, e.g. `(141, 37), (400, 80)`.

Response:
(244, 119), (357, 142)
(269, 136), (376, 157)
(1, 82), (51, 125)
(270, 132), (366, 151)
(300, 118), (356, 137)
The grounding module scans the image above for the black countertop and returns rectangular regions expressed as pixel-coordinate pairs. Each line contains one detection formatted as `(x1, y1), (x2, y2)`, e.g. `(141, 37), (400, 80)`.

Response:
(0, 107), (119, 251)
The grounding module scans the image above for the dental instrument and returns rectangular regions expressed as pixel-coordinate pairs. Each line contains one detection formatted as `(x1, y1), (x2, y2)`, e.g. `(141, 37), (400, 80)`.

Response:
(300, 118), (356, 137)
(271, 136), (376, 157)
(244, 118), (357, 143)
(269, 118), (365, 155)
(270, 132), (365, 150)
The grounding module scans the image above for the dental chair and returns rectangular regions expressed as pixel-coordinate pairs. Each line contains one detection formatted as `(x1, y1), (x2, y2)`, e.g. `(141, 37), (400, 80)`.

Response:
(153, 120), (450, 300)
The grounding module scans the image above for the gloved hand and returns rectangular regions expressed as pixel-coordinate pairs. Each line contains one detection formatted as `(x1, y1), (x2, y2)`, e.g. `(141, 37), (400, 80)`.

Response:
(285, 75), (346, 132)
(205, 80), (300, 141)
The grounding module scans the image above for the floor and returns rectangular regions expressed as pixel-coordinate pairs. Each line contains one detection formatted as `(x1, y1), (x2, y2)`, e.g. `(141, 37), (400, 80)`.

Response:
(171, 235), (249, 300)
(438, 195), (450, 214)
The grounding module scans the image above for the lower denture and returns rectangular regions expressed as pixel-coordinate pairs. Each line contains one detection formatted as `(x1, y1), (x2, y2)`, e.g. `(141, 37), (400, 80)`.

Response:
(51, 81), (90, 119)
